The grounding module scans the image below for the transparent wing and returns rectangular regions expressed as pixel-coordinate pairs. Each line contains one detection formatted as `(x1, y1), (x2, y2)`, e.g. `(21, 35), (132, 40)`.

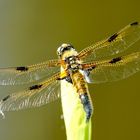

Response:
(0, 59), (61, 85)
(82, 52), (140, 83)
(78, 22), (140, 62)
(0, 72), (61, 112)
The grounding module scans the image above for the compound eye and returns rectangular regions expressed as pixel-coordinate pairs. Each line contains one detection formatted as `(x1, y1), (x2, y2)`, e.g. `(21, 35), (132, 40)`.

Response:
(57, 46), (63, 56)
(57, 43), (75, 57)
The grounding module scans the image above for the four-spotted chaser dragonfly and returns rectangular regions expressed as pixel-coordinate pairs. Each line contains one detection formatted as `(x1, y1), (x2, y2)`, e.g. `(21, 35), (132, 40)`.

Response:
(0, 22), (140, 122)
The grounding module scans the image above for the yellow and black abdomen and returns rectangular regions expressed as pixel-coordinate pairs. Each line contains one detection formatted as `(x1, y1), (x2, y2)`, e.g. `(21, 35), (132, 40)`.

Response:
(71, 71), (93, 122)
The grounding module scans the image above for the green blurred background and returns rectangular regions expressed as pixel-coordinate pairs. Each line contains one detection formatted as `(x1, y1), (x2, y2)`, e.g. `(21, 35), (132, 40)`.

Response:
(0, 0), (140, 140)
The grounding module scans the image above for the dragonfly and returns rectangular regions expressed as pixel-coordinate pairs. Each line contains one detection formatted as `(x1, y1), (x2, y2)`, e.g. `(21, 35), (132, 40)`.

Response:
(0, 21), (140, 122)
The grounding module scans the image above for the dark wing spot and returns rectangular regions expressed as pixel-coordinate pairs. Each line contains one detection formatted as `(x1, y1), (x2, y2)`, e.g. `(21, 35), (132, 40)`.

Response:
(16, 66), (28, 71)
(29, 84), (42, 90)
(2, 95), (10, 102)
(108, 33), (118, 42)
(57, 77), (66, 80)
(92, 65), (96, 69)
(130, 22), (138, 26)
(87, 65), (96, 71)
(109, 57), (122, 64)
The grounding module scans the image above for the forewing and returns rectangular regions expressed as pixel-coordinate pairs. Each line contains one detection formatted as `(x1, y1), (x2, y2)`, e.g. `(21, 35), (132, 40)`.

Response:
(0, 72), (61, 112)
(0, 59), (60, 85)
(82, 52), (140, 83)
(78, 22), (140, 62)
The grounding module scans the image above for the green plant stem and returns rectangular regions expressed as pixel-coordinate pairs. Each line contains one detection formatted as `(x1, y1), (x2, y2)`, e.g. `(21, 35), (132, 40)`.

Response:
(61, 69), (92, 140)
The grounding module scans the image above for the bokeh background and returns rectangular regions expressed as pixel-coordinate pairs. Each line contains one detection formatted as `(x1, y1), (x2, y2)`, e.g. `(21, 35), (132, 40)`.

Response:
(0, 0), (140, 140)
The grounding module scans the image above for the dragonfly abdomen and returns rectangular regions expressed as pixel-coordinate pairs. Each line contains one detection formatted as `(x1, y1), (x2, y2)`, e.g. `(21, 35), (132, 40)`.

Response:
(72, 72), (93, 122)
(79, 93), (93, 122)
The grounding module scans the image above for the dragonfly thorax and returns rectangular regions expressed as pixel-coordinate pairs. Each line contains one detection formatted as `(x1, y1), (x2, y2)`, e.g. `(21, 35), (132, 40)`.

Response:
(65, 56), (81, 72)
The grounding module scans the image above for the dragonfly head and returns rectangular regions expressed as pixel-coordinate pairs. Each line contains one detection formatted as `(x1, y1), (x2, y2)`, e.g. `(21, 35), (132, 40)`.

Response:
(57, 43), (76, 59)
